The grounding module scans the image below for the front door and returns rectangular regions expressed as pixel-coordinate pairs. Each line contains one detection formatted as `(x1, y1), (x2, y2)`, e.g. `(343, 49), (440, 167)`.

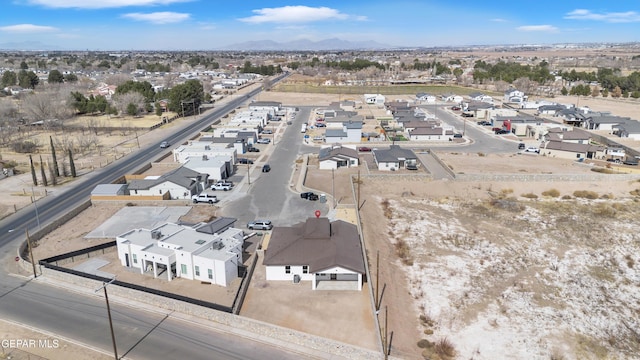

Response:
(125, 253), (130, 267)
(330, 274), (337, 280)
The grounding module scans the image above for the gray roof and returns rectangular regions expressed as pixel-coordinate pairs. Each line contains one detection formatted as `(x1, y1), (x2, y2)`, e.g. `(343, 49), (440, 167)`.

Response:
(561, 129), (591, 140)
(410, 127), (443, 135)
(91, 184), (126, 196)
(586, 115), (630, 124)
(250, 101), (281, 108)
(128, 166), (205, 191)
(373, 145), (416, 162)
(325, 129), (347, 138)
(544, 140), (603, 153)
(195, 217), (237, 235)
(263, 218), (365, 273)
(614, 121), (640, 134)
(318, 146), (359, 161)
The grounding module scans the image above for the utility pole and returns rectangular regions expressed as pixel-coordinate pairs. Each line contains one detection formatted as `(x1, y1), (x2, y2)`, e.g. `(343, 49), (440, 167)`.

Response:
(384, 305), (388, 360)
(357, 170), (361, 210)
(95, 278), (118, 360)
(31, 186), (40, 230)
(247, 163), (251, 185)
(331, 168), (335, 208)
(375, 250), (380, 310)
(25, 229), (37, 278)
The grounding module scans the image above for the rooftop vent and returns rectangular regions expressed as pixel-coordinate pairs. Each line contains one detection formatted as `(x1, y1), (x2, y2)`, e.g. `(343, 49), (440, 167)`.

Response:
(151, 230), (162, 240)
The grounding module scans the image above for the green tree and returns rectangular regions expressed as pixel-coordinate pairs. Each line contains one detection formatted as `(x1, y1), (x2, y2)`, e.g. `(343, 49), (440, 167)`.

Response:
(29, 155), (38, 186)
(561, 86), (568, 95)
(48, 69), (64, 83)
(64, 73), (78, 82)
(168, 79), (204, 115)
(50, 136), (59, 177)
(1, 70), (17, 87)
(126, 103), (138, 116)
(18, 70), (39, 89)
(155, 102), (163, 117)
(116, 80), (155, 102)
(39, 155), (48, 187)
(20, 61), (28, 70)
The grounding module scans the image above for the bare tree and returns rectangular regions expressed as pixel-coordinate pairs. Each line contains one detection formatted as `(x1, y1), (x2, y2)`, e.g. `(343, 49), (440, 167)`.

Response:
(20, 86), (75, 122)
(105, 74), (131, 87)
(112, 92), (145, 117)
(0, 99), (19, 120)
(163, 73), (179, 89)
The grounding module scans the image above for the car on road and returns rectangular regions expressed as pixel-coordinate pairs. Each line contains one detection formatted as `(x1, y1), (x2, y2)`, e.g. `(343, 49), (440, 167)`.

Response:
(287, 121), (292, 125)
(477, 121), (492, 126)
(358, 146), (372, 152)
(453, 133), (463, 138)
(256, 138), (271, 144)
(262, 129), (273, 134)
(247, 147), (260, 152)
(262, 164), (271, 172)
(495, 129), (510, 135)
(247, 220), (273, 230)
(238, 158), (254, 164)
(518, 143), (526, 150)
(191, 193), (219, 204)
(524, 147), (540, 153)
(160, 141), (170, 148)
(211, 183), (232, 191)
(300, 191), (319, 201)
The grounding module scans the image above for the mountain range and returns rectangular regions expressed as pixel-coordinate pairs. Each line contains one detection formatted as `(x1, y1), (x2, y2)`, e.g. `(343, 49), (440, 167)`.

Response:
(220, 38), (393, 51)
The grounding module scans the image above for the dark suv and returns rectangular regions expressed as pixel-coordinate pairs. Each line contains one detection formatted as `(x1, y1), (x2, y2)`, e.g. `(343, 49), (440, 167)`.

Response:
(262, 164), (271, 172)
(300, 192), (319, 201)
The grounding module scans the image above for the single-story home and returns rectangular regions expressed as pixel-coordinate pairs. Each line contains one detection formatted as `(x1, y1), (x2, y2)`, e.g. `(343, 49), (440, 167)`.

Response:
(542, 141), (605, 160)
(262, 217), (366, 290)
(318, 145), (359, 170)
(372, 145), (417, 171)
(127, 166), (208, 200)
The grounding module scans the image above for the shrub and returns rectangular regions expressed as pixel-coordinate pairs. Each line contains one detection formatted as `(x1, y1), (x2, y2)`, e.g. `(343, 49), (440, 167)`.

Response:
(394, 237), (413, 266)
(542, 189), (560, 197)
(630, 189), (640, 197)
(434, 337), (456, 358)
(561, 195), (573, 200)
(573, 190), (598, 199)
(10, 140), (38, 153)
(417, 339), (433, 348)
(521, 193), (538, 199)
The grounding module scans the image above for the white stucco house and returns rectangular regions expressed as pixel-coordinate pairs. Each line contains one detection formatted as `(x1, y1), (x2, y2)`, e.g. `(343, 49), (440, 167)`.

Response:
(503, 88), (527, 103)
(127, 166), (208, 200)
(318, 145), (359, 170)
(262, 217), (366, 290)
(364, 94), (385, 105)
(116, 218), (243, 287)
(173, 141), (237, 164)
(182, 155), (232, 182)
(324, 121), (362, 144)
(372, 145), (418, 171)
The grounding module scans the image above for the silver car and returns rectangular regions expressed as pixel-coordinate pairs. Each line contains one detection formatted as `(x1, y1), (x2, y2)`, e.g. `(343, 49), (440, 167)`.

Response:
(247, 220), (273, 230)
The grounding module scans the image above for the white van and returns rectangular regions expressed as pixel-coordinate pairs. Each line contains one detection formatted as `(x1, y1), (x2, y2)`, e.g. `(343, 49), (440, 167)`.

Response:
(300, 123), (307, 133)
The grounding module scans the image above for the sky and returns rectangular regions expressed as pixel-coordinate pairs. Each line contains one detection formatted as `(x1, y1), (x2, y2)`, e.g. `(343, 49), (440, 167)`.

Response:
(0, 1), (639, 50)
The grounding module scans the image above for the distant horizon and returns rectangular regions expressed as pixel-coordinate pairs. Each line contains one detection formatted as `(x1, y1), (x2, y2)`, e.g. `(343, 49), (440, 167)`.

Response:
(1, 38), (638, 53)
(1, 2), (639, 51)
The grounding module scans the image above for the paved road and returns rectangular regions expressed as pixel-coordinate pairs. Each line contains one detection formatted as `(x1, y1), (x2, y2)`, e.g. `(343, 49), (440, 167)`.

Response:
(0, 73), (309, 359)
(221, 106), (330, 227)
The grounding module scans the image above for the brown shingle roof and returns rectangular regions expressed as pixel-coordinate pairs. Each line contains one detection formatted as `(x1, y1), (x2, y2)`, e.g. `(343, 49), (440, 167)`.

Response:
(263, 218), (365, 273)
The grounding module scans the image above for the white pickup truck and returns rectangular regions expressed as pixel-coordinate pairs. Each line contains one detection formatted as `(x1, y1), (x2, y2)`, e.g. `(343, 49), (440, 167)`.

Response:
(191, 193), (219, 204)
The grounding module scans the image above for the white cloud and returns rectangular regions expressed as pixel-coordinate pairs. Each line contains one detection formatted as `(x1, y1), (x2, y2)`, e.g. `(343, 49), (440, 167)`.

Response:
(490, 18), (508, 23)
(516, 25), (558, 32)
(0, 24), (59, 33)
(239, 6), (364, 24)
(26, 0), (191, 9)
(121, 12), (190, 24)
(565, 9), (640, 23)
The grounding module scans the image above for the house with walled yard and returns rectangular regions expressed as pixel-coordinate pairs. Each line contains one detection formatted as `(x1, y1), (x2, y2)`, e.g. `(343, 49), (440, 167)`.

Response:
(318, 145), (359, 170)
(262, 217), (365, 290)
(116, 218), (243, 287)
(372, 145), (418, 171)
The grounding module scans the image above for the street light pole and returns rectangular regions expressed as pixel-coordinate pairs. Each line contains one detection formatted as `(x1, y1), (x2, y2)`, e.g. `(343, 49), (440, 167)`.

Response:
(95, 278), (118, 360)
(31, 186), (40, 230)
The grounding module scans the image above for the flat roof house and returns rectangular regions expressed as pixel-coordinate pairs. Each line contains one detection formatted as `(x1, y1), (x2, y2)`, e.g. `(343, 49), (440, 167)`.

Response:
(263, 217), (365, 290)
(116, 218), (243, 287)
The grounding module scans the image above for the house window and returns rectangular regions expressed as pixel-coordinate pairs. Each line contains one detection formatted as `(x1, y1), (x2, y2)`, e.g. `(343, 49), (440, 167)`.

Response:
(181, 264), (187, 275)
(285, 266), (291, 274)
(195, 266), (200, 276)
(303, 266), (308, 274)
(208, 269), (213, 279)
(576, 154), (581, 158)
(132, 254), (138, 264)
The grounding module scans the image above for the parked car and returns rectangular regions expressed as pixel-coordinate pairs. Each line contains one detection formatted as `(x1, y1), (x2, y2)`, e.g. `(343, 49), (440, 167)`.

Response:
(247, 220), (273, 230)
(315, 122), (326, 127)
(406, 164), (418, 171)
(358, 146), (372, 152)
(247, 147), (260, 152)
(477, 121), (491, 126)
(451, 106), (461, 111)
(211, 183), (232, 191)
(518, 143), (526, 150)
(495, 129), (510, 135)
(262, 129), (273, 134)
(159, 141), (170, 148)
(262, 164), (271, 172)
(607, 158), (622, 163)
(238, 158), (254, 164)
(313, 136), (324, 141)
(491, 127), (502, 132)
(300, 191), (319, 201)
(461, 112), (474, 117)
(256, 138), (271, 144)
(215, 180), (233, 187)
(524, 147), (540, 153)
(453, 133), (463, 138)
(623, 158), (639, 166)
(191, 193), (219, 204)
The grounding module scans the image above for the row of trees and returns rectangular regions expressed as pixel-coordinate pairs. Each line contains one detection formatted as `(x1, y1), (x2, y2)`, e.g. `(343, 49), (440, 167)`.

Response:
(240, 61), (282, 76)
(473, 60), (555, 84)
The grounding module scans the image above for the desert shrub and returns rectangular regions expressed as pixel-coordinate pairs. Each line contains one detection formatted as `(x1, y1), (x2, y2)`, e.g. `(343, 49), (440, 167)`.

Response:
(477, 152), (486, 157)
(591, 167), (616, 174)
(600, 193), (614, 199)
(592, 203), (617, 217)
(417, 339), (433, 348)
(521, 193), (538, 199)
(630, 189), (640, 197)
(394, 237), (413, 266)
(500, 188), (514, 195)
(573, 190), (598, 199)
(626, 255), (635, 268)
(381, 199), (392, 219)
(434, 337), (456, 358)
(561, 195), (573, 200)
(10, 140), (38, 153)
(542, 189), (560, 197)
